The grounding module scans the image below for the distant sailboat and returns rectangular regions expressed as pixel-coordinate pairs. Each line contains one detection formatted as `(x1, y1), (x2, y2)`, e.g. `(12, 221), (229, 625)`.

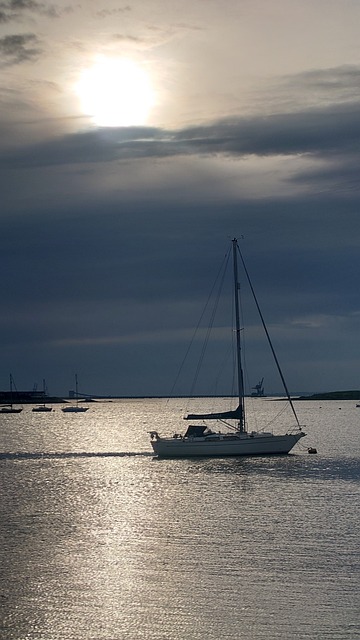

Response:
(62, 374), (89, 413)
(0, 374), (23, 414)
(32, 379), (53, 412)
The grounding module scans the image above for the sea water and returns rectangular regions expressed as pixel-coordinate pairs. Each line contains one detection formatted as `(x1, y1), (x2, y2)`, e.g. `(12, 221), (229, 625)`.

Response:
(0, 398), (359, 640)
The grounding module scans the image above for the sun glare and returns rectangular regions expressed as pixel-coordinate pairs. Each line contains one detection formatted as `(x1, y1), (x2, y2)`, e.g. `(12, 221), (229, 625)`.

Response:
(76, 58), (155, 127)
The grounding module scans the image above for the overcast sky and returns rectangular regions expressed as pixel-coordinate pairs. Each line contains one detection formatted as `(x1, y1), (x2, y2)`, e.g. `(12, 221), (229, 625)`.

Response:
(1, 0), (360, 397)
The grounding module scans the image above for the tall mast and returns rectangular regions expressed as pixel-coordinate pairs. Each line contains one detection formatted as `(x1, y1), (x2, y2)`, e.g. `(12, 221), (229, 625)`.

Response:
(9, 374), (13, 407)
(232, 238), (246, 432)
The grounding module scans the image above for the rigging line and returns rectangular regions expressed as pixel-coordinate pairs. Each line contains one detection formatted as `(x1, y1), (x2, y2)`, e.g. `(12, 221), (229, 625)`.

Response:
(167, 249), (231, 404)
(217, 419), (238, 432)
(229, 290), (240, 407)
(236, 244), (300, 428)
(265, 401), (290, 429)
(189, 249), (231, 397)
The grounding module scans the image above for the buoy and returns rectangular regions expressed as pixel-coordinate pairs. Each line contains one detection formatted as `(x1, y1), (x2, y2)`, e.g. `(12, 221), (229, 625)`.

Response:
(308, 447), (317, 454)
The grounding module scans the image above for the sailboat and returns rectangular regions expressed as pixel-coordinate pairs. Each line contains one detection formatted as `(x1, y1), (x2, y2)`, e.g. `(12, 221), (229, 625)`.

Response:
(32, 379), (53, 412)
(0, 374), (23, 414)
(150, 238), (306, 458)
(62, 374), (89, 413)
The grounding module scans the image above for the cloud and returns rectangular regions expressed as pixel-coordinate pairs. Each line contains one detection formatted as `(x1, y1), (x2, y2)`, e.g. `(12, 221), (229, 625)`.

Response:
(1, 99), (359, 172)
(96, 6), (131, 18)
(112, 34), (143, 43)
(0, 0), (61, 22)
(261, 65), (360, 117)
(284, 65), (360, 102)
(0, 32), (42, 64)
(176, 102), (360, 158)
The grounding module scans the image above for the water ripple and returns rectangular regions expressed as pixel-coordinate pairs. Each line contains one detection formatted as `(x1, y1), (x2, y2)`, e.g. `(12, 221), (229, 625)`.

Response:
(0, 450), (153, 460)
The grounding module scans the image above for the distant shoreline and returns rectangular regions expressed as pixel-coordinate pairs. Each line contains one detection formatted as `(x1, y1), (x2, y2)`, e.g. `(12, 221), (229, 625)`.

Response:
(1, 390), (359, 404)
(295, 390), (360, 401)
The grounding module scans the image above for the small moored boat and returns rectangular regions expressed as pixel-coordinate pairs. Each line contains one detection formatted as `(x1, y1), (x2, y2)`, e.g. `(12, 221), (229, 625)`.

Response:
(0, 374), (23, 414)
(62, 374), (89, 413)
(32, 379), (53, 412)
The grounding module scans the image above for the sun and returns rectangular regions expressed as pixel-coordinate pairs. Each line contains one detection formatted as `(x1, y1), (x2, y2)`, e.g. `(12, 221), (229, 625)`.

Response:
(76, 57), (155, 127)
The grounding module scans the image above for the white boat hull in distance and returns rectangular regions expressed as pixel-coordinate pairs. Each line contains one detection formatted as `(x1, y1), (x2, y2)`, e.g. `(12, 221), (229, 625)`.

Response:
(62, 406), (89, 413)
(150, 430), (306, 458)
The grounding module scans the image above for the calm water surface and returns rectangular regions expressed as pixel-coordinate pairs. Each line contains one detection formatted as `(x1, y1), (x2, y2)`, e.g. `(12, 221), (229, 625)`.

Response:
(0, 399), (359, 639)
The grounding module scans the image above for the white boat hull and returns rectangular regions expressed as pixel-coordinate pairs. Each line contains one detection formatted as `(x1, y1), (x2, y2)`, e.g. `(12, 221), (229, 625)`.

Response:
(151, 431), (306, 458)
(62, 406), (89, 413)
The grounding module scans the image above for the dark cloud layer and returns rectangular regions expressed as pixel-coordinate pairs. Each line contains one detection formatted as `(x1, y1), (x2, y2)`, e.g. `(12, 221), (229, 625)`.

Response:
(2, 99), (359, 169)
(1, 180), (359, 396)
